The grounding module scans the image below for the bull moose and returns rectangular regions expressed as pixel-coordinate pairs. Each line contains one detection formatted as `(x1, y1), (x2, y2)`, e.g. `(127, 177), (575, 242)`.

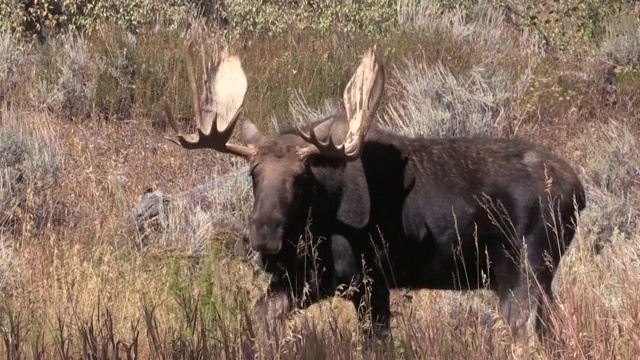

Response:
(164, 44), (586, 346)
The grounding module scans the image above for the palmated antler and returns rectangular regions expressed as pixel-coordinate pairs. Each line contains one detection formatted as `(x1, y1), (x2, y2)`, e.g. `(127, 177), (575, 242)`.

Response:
(164, 42), (256, 158)
(298, 47), (385, 160)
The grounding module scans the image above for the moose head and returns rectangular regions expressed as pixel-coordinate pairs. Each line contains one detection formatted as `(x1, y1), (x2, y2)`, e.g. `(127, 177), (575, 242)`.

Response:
(165, 44), (385, 255)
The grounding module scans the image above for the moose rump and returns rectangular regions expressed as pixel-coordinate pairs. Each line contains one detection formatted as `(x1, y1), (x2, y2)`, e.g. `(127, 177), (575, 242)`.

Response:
(357, 135), (585, 292)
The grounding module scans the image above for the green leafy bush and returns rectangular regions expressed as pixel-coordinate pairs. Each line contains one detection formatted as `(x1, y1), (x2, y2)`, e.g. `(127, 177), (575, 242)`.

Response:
(0, 0), (397, 41)
(0, 0), (198, 39)
(221, 0), (397, 38)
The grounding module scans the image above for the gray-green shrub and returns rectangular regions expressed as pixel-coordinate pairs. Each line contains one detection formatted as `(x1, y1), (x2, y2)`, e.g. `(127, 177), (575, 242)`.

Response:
(0, 126), (60, 235)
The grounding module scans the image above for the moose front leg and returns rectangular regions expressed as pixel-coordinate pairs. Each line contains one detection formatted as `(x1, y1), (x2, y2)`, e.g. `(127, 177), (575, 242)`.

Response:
(331, 233), (361, 292)
(350, 272), (391, 342)
(253, 280), (295, 325)
(244, 273), (296, 359)
(330, 233), (391, 343)
(250, 260), (327, 331)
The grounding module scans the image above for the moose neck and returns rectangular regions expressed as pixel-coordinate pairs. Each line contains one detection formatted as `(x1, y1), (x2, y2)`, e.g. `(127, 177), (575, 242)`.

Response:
(306, 156), (369, 230)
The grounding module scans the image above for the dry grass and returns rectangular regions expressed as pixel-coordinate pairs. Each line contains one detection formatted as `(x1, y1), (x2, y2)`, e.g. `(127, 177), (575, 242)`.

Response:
(0, 1), (640, 359)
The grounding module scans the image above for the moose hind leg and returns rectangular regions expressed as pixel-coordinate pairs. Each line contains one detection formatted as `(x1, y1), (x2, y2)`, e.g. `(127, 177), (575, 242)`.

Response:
(534, 270), (558, 349)
(497, 242), (561, 356)
(497, 269), (547, 360)
(498, 276), (536, 342)
(529, 218), (568, 349)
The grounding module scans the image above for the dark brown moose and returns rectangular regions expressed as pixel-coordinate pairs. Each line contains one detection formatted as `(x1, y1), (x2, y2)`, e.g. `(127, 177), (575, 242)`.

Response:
(164, 44), (586, 348)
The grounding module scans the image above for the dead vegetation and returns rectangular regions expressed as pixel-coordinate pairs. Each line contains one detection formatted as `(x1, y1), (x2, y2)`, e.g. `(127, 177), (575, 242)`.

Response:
(0, 1), (639, 359)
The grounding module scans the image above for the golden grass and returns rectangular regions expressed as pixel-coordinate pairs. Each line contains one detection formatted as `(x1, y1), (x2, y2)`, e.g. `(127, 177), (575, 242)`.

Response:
(1, 4), (640, 358)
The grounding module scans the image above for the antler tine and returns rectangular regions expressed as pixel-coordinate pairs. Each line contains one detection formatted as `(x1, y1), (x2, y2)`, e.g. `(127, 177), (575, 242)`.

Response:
(297, 47), (384, 161)
(201, 42), (207, 89)
(341, 46), (384, 158)
(185, 41), (204, 131)
(299, 125), (340, 152)
(163, 42), (256, 158)
(297, 129), (346, 159)
(163, 102), (188, 148)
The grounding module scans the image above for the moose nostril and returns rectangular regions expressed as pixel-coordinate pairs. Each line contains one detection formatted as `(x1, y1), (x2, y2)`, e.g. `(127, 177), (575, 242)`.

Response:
(249, 220), (285, 255)
(259, 224), (273, 236)
(253, 242), (267, 252)
(254, 221), (283, 236)
(253, 241), (281, 255)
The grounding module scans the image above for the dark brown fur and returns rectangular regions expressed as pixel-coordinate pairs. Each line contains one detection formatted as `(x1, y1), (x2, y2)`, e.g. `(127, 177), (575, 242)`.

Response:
(167, 46), (585, 351)
(243, 113), (586, 347)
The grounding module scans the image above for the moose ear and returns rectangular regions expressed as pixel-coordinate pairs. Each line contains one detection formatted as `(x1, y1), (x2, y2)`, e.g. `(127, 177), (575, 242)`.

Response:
(336, 160), (370, 229)
(241, 121), (262, 146)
